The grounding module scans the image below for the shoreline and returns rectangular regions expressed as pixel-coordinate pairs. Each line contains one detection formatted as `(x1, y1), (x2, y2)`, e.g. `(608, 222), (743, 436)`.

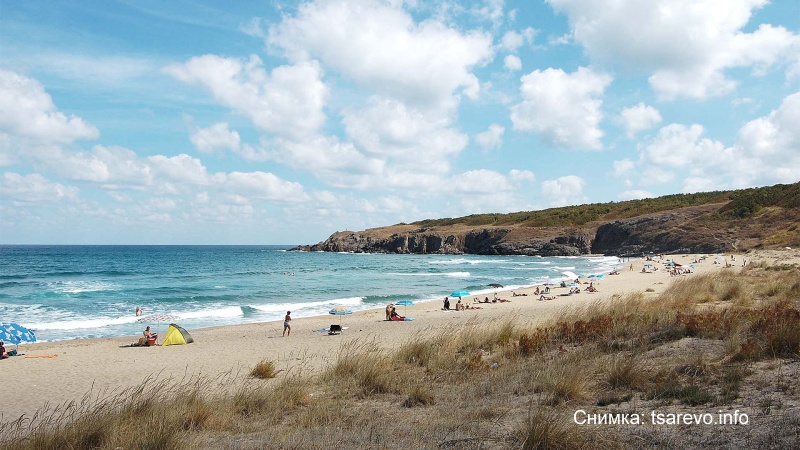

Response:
(2, 249), (797, 423)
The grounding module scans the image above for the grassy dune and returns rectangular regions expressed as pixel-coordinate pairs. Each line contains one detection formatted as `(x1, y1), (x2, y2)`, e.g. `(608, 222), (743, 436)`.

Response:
(2, 265), (799, 449)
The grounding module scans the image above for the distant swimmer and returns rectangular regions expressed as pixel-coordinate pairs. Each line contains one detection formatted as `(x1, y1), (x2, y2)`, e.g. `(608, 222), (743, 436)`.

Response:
(135, 306), (142, 317)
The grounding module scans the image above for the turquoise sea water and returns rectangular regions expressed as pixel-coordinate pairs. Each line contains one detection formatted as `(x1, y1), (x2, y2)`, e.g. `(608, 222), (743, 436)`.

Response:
(0, 246), (622, 342)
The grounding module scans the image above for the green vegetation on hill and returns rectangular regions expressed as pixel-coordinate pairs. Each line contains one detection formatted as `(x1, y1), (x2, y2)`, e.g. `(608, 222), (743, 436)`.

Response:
(410, 183), (799, 228)
(716, 182), (800, 218)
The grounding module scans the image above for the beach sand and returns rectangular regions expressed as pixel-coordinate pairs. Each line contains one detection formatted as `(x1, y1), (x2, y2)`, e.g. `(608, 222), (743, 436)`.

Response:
(2, 249), (797, 423)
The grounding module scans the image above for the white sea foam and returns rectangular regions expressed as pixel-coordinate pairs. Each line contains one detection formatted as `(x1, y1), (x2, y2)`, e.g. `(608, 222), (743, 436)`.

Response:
(178, 306), (243, 320)
(429, 259), (509, 265)
(395, 271), (471, 277)
(50, 281), (115, 294)
(33, 315), (139, 330)
(249, 297), (364, 314)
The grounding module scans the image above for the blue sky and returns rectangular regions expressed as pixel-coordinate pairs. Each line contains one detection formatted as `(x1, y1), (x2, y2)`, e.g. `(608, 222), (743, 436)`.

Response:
(1, 0), (798, 244)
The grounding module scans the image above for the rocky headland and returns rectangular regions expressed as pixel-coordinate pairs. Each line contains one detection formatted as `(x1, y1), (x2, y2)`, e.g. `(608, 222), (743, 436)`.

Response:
(293, 183), (800, 256)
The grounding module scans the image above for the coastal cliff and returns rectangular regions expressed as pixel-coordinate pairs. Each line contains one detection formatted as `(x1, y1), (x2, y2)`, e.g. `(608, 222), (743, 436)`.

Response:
(292, 183), (800, 256)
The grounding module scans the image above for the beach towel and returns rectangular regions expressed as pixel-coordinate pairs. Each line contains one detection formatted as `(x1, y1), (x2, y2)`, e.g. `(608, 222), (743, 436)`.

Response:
(313, 326), (350, 333)
(24, 354), (59, 358)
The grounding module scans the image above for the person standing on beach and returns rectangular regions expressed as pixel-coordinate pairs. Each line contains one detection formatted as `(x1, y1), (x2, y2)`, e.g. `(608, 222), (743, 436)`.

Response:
(283, 311), (291, 336)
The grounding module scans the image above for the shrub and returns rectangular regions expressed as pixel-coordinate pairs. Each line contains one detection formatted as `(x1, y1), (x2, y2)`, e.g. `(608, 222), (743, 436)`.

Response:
(250, 359), (277, 379)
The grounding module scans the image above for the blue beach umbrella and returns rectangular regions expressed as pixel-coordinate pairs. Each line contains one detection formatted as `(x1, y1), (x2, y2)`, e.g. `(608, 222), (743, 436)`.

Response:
(451, 290), (470, 299)
(329, 306), (353, 316)
(395, 299), (414, 316)
(0, 322), (37, 348)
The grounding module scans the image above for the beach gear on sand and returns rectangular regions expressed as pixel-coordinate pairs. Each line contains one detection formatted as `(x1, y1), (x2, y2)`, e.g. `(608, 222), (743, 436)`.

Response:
(161, 323), (194, 346)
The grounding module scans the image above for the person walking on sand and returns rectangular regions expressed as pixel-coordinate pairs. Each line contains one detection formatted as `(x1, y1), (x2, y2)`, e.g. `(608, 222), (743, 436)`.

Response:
(283, 311), (292, 336)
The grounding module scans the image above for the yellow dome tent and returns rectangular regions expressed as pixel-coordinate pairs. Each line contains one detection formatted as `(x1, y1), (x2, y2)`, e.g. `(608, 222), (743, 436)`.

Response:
(161, 323), (194, 346)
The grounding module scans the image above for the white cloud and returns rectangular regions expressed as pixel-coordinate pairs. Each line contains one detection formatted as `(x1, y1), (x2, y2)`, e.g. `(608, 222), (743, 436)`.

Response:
(471, 0), (506, 26)
(475, 124), (505, 151)
(342, 96), (468, 169)
(190, 122), (241, 153)
(268, 0), (493, 108)
(220, 171), (308, 202)
(541, 175), (587, 206)
(148, 154), (210, 185)
(619, 103), (662, 138)
(618, 190), (653, 200)
(613, 158), (636, 177)
(736, 91), (800, 183)
(0, 70), (99, 144)
(269, 134), (385, 188)
(511, 67), (611, 150)
(509, 169), (535, 183)
(500, 27), (537, 52)
(547, 0), (800, 100)
(165, 55), (328, 138)
(640, 166), (676, 186)
(240, 17), (266, 38)
(449, 169), (514, 194)
(503, 54), (522, 71)
(633, 91), (800, 191)
(0, 172), (80, 204)
(47, 145), (153, 185)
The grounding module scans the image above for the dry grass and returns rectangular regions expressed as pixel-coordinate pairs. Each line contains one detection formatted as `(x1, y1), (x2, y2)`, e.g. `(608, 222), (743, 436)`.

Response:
(2, 265), (799, 449)
(249, 359), (277, 379)
(518, 408), (593, 450)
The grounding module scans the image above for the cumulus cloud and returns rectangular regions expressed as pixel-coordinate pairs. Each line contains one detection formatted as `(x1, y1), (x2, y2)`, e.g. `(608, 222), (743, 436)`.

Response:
(541, 175), (587, 206)
(148, 154), (210, 185)
(0, 69), (99, 144)
(547, 0), (800, 99)
(736, 91), (800, 183)
(626, 92), (799, 192)
(220, 171), (308, 202)
(165, 55), (328, 138)
(269, 134), (385, 188)
(613, 158), (636, 178)
(268, 0), (493, 108)
(190, 122), (241, 153)
(503, 55), (522, 71)
(509, 169), (535, 183)
(619, 103), (662, 138)
(475, 124), (505, 151)
(0, 172), (80, 204)
(618, 190), (653, 200)
(45, 145), (153, 185)
(500, 27), (537, 52)
(511, 67), (612, 150)
(342, 96), (468, 170)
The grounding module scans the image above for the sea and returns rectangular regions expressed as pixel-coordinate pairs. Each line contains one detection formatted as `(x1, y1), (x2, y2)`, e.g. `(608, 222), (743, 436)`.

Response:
(0, 245), (623, 342)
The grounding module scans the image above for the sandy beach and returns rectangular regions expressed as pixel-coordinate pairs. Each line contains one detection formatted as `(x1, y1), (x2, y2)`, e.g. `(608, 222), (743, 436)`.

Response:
(2, 249), (797, 424)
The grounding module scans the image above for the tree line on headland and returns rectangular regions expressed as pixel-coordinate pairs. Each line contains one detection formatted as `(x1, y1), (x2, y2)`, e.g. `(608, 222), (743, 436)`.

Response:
(292, 182), (800, 256)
